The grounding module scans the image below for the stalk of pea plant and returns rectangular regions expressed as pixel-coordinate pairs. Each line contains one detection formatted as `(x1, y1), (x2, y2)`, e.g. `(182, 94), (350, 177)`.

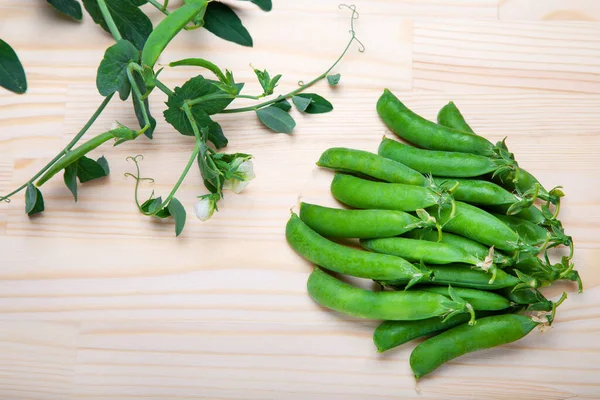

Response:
(0, 1), (364, 236)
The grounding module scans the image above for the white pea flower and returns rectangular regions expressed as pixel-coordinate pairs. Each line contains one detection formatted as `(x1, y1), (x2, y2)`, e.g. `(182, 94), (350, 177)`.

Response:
(194, 196), (216, 221)
(223, 160), (256, 194)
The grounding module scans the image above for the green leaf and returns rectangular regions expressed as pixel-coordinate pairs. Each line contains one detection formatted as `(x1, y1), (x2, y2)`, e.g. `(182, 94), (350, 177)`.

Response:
(47, 0), (83, 20)
(272, 98), (291, 112)
(167, 197), (186, 236)
(82, 0), (153, 50)
(238, 0), (271, 11)
(76, 156), (109, 183)
(25, 183), (45, 216)
(253, 68), (281, 96)
(63, 164), (78, 201)
(203, 2), (253, 47)
(96, 39), (139, 98)
(327, 73), (340, 85)
(256, 105), (295, 134)
(294, 93), (333, 114)
(0, 39), (27, 94)
(292, 95), (312, 112)
(141, 196), (162, 214)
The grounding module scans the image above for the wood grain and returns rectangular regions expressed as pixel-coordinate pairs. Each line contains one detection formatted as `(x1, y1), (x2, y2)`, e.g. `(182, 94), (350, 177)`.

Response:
(1, 0), (600, 399)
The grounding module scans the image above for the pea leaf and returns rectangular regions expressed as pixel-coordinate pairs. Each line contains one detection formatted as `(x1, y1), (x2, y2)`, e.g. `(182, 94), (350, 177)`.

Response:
(238, 0), (271, 11)
(256, 105), (296, 134)
(203, 2), (253, 47)
(47, 0), (83, 20)
(82, 0), (153, 50)
(253, 68), (281, 96)
(96, 39), (139, 98)
(292, 95), (312, 113)
(0, 39), (27, 94)
(327, 73), (340, 85)
(167, 197), (186, 236)
(25, 183), (45, 216)
(294, 93), (333, 114)
(141, 196), (162, 214)
(76, 156), (109, 183)
(63, 164), (78, 201)
(272, 98), (291, 112)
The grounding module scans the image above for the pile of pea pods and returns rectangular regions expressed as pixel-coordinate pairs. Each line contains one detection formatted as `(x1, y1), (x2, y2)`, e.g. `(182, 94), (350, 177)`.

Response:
(285, 89), (581, 379)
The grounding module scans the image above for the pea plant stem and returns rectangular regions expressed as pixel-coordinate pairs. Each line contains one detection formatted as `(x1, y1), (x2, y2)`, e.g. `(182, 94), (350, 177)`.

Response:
(97, 0), (122, 42)
(155, 79), (174, 97)
(148, 0), (171, 15)
(127, 66), (151, 130)
(0, 94), (115, 202)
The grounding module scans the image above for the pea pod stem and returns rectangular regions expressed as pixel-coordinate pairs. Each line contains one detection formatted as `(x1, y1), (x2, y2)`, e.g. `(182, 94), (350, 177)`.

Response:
(169, 58), (228, 83)
(0, 94), (114, 202)
(148, 0), (171, 15)
(154, 78), (174, 97)
(97, 0), (122, 41)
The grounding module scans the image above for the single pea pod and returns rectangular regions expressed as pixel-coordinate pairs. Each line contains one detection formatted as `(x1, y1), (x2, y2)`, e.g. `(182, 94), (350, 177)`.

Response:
(437, 101), (475, 134)
(374, 313), (474, 353)
(286, 213), (429, 283)
(381, 263), (522, 290)
(486, 204), (545, 225)
(492, 213), (549, 246)
(378, 138), (508, 178)
(418, 286), (511, 311)
(299, 202), (430, 239)
(317, 147), (427, 186)
(432, 177), (517, 206)
(307, 267), (472, 321)
(331, 173), (443, 212)
(498, 287), (553, 311)
(410, 314), (540, 379)
(403, 229), (514, 268)
(431, 201), (534, 253)
(141, 0), (208, 68)
(376, 89), (495, 156)
(360, 237), (483, 268)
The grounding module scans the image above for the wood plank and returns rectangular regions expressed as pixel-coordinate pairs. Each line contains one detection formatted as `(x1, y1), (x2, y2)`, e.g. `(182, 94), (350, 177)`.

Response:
(499, 0), (600, 21)
(413, 20), (600, 92)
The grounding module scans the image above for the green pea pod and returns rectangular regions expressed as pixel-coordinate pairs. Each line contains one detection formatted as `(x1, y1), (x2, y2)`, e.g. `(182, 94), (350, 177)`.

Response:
(486, 204), (545, 225)
(403, 229), (514, 268)
(410, 314), (540, 379)
(317, 147), (427, 186)
(378, 138), (505, 178)
(381, 263), (521, 290)
(330, 173), (443, 212)
(299, 202), (428, 239)
(307, 268), (473, 321)
(376, 89), (495, 156)
(437, 101), (475, 134)
(141, 0), (208, 68)
(432, 177), (517, 206)
(374, 313), (474, 353)
(286, 213), (429, 283)
(431, 201), (534, 253)
(418, 286), (510, 311)
(492, 213), (549, 246)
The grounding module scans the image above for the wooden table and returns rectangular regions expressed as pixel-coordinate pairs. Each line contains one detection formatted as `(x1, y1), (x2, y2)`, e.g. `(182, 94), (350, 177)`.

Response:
(1, 1), (599, 399)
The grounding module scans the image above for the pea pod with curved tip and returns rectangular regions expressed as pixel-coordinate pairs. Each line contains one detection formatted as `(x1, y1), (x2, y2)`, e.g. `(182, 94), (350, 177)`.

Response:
(286, 213), (430, 284)
(410, 314), (541, 379)
(431, 201), (537, 254)
(317, 147), (427, 186)
(432, 177), (518, 206)
(299, 202), (431, 239)
(378, 138), (509, 178)
(380, 263), (526, 290)
(403, 229), (514, 268)
(376, 89), (495, 156)
(141, 0), (208, 68)
(307, 267), (474, 321)
(330, 173), (444, 212)
(417, 286), (511, 311)
(360, 237), (489, 272)
(437, 101), (475, 134)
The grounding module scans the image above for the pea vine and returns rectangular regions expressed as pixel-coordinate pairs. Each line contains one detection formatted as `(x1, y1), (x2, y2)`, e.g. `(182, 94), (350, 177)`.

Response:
(0, 0), (363, 236)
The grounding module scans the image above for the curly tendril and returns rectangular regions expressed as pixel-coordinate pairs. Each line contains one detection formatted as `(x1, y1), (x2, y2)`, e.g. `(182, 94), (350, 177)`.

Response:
(124, 155), (156, 214)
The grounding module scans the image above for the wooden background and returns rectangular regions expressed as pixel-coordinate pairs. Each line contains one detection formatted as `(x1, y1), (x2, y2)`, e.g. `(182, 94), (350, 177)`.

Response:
(1, 0), (600, 399)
